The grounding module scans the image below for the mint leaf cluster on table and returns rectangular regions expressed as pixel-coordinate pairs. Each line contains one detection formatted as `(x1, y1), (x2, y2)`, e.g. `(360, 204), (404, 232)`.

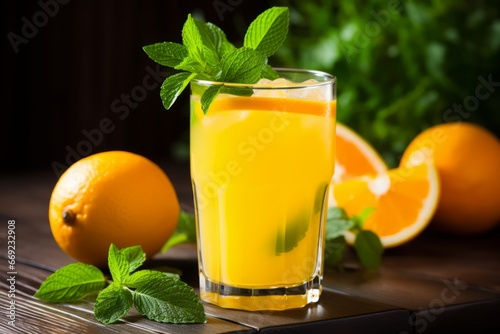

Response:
(34, 244), (205, 325)
(143, 6), (289, 113)
(325, 207), (384, 269)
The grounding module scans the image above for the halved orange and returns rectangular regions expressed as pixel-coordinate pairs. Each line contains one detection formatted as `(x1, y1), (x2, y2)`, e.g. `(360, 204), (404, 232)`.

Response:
(333, 123), (387, 183)
(329, 162), (440, 248)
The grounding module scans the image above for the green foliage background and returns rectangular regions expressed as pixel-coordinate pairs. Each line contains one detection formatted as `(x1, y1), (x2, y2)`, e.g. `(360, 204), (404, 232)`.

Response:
(272, 0), (500, 166)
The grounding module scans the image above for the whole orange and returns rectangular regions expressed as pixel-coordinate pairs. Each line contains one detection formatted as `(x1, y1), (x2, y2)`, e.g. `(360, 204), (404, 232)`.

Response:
(400, 122), (500, 235)
(48, 151), (180, 267)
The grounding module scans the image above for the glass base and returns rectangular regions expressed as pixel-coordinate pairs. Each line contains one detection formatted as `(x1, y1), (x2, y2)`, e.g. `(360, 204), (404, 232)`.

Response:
(199, 273), (322, 311)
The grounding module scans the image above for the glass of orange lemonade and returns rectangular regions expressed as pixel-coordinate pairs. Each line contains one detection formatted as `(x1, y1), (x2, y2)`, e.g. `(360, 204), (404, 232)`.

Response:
(190, 68), (336, 310)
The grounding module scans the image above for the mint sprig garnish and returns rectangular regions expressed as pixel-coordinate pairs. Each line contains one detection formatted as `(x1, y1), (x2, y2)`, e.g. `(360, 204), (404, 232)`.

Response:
(143, 6), (289, 114)
(35, 244), (205, 325)
(325, 207), (384, 269)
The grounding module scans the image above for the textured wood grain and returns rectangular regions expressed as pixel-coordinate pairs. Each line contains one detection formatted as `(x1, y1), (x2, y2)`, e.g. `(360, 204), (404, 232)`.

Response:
(324, 267), (500, 310)
(259, 310), (411, 334)
(382, 228), (500, 293)
(0, 263), (254, 334)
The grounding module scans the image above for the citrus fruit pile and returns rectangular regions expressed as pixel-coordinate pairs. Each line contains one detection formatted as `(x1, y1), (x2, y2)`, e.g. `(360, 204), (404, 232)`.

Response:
(49, 151), (180, 267)
(329, 122), (500, 248)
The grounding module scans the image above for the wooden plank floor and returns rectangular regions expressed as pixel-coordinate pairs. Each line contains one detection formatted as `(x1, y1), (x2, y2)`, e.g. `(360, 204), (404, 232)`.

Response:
(1, 163), (500, 333)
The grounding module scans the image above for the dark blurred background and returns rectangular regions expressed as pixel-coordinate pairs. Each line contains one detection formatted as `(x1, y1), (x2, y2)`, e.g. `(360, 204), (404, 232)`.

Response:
(2, 0), (500, 176)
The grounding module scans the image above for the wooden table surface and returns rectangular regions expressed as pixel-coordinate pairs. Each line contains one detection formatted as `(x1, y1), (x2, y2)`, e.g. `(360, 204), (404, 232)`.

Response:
(1, 163), (499, 334)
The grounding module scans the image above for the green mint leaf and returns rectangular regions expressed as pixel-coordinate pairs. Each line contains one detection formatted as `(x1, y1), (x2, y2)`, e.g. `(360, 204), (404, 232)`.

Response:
(244, 7), (289, 57)
(354, 230), (384, 269)
(220, 47), (266, 83)
(275, 212), (309, 255)
(125, 270), (179, 289)
(275, 183), (329, 255)
(192, 18), (217, 52)
(201, 85), (223, 114)
(353, 207), (376, 230)
(202, 45), (220, 72)
(94, 282), (133, 325)
(161, 233), (190, 253)
(108, 244), (130, 284)
(142, 42), (188, 67)
(261, 64), (280, 80)
(133, 276), (206, 323)
(162, 211), (197, 253)
(206, 22), (236, 58)
(324, 236), (346, 266)
(160, 72), (197, 110)
(182, 14), (205, 68)
(192, 18), (220, 68)
(143, 8), (291, 112)
(121, 245), (146, 273)
(328, 207), (350, 220)
(34, 263), (105, 302)
(221, 86), (254, 97)
(326, 207), (355, 239)
(174, 56), (205, 74)
(180, 18), (221, 75)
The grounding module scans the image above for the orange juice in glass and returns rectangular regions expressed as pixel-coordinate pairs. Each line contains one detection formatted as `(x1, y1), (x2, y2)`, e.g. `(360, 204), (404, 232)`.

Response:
(190, 69), (336, 310)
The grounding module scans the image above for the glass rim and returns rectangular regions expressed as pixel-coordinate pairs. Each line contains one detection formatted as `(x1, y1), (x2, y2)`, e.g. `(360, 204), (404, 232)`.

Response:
(191, 67), (336, 89)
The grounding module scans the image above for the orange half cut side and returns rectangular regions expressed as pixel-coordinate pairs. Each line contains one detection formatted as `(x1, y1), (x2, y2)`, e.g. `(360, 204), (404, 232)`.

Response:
(330, 162), (440, 248)
(333, 123), (388, 183)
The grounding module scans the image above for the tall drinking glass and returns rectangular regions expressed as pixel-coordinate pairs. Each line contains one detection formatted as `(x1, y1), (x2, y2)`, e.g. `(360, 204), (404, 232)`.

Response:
(190, 69), (336, 310)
